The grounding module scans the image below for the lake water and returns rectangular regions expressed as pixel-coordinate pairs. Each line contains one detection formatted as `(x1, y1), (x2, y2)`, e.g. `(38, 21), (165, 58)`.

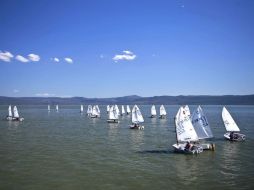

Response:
(0, 105), (254, 190)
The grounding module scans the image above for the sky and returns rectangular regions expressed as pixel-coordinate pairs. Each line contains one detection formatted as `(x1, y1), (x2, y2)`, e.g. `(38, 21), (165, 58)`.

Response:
(0, 0), (254, 98)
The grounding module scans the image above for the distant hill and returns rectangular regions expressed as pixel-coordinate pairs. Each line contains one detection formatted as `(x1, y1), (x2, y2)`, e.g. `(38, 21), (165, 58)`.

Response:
(0, 95), (254, 105)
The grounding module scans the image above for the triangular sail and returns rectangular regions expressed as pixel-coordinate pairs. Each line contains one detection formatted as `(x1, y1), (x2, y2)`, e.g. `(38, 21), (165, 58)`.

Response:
(126, 105), (131, 113)
(56, 105), (59, 111)
(121, 105), (125, 114)
(96, 105), (100, 116)
(222, 107), (240, 132)
(80, 105), (83, 112)
(115, 105), (120, 116)
(13, 106), (19, 118)
(48, 105), (50, 111)
(132, 105), (144, 124)
(109, 105), (119, 120)
(8, 105), (12, 117)
(107, 105), (110, 112)
(160, 105), (166, 116)
(151, 105), (156, 116)
(191, 106), (213, 139)
(175, 106), (199, 142)
(87, 105), (92, 114)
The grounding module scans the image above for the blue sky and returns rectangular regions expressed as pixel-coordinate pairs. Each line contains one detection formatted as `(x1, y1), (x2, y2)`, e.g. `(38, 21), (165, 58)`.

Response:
(0, 0), (254, 97)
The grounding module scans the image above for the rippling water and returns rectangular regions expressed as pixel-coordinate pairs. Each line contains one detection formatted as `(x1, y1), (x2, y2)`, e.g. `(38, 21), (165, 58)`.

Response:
(0, 105), (253, 190)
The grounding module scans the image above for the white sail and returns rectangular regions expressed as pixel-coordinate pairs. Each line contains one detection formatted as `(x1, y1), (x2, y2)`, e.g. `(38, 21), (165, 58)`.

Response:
(48, 105), (50, 111)
(222, 107), (240, 132)
(115, 105), (120, 116)
(80, 105), (83, 112)
(56, 105), (59, 111)
(121, 105), (125, 114)
(96, 105), (100, 116)
(183, 105), (191, 118)
(126, 105), (131, 113)
(87, 105), (92, 114)
(109, 105), (119, 120)
(151, 105), (156, 116)
(8, 105), (12, 117)
(132, 105), (144, 124)
(191, 106), (213, 139)
(13, 106), (19, 118)
(175, 106), (199, 142)
(107, 105), (110, 112)
(160, 105), (166, 116)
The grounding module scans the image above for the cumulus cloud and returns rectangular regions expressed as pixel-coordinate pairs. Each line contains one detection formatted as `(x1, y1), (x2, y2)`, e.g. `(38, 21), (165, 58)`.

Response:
(16, 55), (29, 63)
(36, 93), (55, 97)
(64, 57), (73, 64)
(113, 50), (136, 62)
(28, 54), (40, 62)
(0, 51), (14, 62)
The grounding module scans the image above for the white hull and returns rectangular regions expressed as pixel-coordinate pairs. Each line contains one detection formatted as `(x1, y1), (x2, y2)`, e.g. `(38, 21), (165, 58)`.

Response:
(200, 143), (215, 151)
(90, 115), (100, 118)
(129, 124), (144, 130)
(172, 143), (203, 154)
(224, 132), (245, 141)
(12, 117), (24, 121)
(107, 119), (119, 123)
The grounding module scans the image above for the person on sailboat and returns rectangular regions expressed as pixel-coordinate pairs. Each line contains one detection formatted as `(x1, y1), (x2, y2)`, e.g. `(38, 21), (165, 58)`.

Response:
(229, 132), (234, 140)
(185, 141), (193, 151)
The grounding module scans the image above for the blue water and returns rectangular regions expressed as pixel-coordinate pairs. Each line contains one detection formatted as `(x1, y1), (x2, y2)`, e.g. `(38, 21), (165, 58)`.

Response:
(0, 105), (253, 190)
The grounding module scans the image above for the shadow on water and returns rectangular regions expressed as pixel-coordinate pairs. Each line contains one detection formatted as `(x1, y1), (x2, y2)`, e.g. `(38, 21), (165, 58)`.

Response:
(137, 149), (174, 154)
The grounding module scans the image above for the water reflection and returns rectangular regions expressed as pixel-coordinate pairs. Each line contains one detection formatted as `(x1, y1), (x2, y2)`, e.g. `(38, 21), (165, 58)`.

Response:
(220, 142), (242, 186)
(129, 130), (144, 150)
(7, 120), (21, 130)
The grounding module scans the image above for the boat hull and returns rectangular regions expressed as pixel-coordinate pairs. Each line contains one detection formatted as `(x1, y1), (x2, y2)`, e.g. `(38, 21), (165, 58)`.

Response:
(224, 132), (245, 141)
(12, 117), (24, 121)
(172, 143), (203, 154)
(129, 125), (144, 130)
(159, 115), (166, 119)
(107, 119), (119, 123)
(200, 143), (215, 151)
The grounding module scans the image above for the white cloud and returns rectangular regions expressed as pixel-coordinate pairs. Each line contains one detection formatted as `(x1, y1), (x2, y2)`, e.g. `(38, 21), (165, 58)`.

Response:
(36, 93), (55, 97)
(13, 89), (19, 93)
(64, 57), (73, 64)
(53, 57), (59, 62)
(28, 54), (40, 62)
(0, 51), (14, 62)
(123, 50), (133, 55)
(16, 55), (29, 63)
(113, 50), (136, 62)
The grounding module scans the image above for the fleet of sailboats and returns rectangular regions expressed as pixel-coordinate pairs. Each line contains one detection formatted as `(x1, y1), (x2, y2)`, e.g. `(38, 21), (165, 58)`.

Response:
(5, 103), (246, 153)
(222, 106), (245, 141)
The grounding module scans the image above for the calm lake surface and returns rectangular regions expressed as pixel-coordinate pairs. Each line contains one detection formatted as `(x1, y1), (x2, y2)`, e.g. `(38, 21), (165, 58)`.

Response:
(0, 105), (254, 190)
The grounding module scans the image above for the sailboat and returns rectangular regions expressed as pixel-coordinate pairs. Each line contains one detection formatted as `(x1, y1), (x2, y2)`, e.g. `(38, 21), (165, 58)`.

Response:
(107, 105), (110, 114)
(12, 106), (24, 121)
(222, 107), (245, 141)
(87, 105), (92, 116)
(121, 105), (125, 116)
(80, 105), (84, 113)
(159, 105), (166, 119)
(91, 105), (100, 118)
(126, 105), (131, 115)
(107, 105), (119, 123)
(6, 105), (13, 120)
(172, 106), (203, 154)
(56, 105), (59, 112)
(191, 106), (215, 150)
(150, 105), (156, 118)
(48, 105), (50, 112)
(130, 105), (144, 130)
